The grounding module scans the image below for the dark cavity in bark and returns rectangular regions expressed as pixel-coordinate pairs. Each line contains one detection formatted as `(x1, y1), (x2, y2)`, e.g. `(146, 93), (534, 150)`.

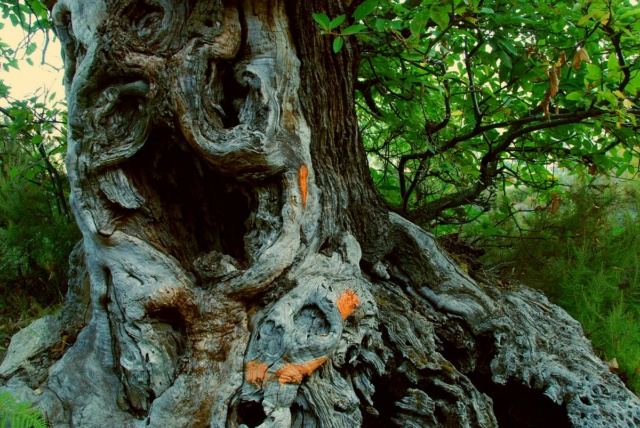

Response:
(121, 129), (255, 268)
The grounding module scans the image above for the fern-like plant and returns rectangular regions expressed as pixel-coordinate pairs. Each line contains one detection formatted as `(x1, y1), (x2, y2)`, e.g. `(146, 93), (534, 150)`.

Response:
(0, 391), (46, 428)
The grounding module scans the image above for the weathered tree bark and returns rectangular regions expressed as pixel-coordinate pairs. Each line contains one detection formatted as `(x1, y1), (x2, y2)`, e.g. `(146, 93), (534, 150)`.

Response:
(1, 0), (639, 427)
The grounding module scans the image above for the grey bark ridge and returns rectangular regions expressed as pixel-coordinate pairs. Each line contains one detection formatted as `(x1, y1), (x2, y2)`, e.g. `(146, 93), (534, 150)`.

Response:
(387, 213), (640, 427)
(0, 0), (639, 427)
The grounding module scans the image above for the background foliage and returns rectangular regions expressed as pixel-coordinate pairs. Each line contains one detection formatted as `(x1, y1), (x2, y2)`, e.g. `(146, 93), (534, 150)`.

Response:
(477, 180), (640, 391)
(316, 0), (640, 227)
(0, 0), (78, 353)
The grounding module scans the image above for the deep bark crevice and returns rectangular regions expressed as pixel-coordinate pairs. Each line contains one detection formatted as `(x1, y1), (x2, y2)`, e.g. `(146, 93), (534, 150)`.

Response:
(471, 376), (573, 428)
(360, 353), (409, 427)
(218, 65), (249, 128)
(442, 328), (573, 427)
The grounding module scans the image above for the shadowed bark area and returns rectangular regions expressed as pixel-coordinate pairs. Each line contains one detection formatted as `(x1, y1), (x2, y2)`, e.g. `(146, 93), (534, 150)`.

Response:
(0, 0), (639, 427)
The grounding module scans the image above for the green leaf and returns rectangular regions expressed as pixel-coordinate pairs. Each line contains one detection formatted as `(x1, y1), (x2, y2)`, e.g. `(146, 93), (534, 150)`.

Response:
(49, 145), (66, 156)
(34, 18), (51, 30)
(496, 38), (518, 56)
(607, 53), (620, 71)
(333, 36), (344, 53)
(29, 0), (49, 20)
(620, 7), (640, 19)
(430, 5), (450, 29)
(329, 14), (346, 30)
(353, 0), (378, 22)
(378, 183), (399, 191)
(341, 24), (367, 35)
(312, 13), (330, 30)
(628, 72), (640, 96)
(498, 50), (512, 70)
(25, 43), (37, 56)
(585, 63), (602, 81)
(566, 91), (586, 101)
(597, 91), (618, 106)
(577, 11), (596, 25)
(374, 18), (387, 31)
(410, 10), (429, 36)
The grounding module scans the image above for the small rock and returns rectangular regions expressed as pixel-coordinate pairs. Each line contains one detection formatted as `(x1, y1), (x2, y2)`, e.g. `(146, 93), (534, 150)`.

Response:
(0, 316), (62, 378)
(194, 251), (242, 280)
(371, 261), (390, 280)
(366, 406), (379, 416)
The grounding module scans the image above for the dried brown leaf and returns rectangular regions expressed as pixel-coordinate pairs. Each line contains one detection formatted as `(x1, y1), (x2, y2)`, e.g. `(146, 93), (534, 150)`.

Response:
(549, 67), (560, 98)
(526, 46), (535, 60)
(579, 48), (592, 63)
(558, 51), (567, 67)
(541, 65), (560, 120)
(542, 98), (550, 120)
(572, 47), (591, 69)
(550, 193), (560, 214)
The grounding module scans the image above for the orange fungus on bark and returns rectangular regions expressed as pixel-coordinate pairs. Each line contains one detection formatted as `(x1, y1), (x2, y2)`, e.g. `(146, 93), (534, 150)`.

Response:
(245, 360), (269, 388)
(337, 290), (360, 320)
(275, 357), (327, 385)
(299, 164), (308, 208)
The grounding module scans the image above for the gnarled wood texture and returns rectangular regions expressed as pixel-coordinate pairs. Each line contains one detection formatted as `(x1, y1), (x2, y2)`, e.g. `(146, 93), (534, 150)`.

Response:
(1, 0), (639, 427)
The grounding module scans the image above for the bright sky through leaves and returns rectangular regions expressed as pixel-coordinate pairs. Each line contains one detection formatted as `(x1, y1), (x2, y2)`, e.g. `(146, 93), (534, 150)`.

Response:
(1, 16), (63, 102)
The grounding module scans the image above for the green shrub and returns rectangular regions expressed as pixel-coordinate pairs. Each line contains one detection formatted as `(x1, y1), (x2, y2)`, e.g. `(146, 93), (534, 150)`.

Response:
(0, 183), (79, 303)
(0, 116), (80, 349)
(478, 180), (640, 392)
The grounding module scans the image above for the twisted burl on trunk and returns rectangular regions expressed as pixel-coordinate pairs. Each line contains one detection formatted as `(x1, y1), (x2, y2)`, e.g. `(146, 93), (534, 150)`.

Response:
(1, 0), (639, 426)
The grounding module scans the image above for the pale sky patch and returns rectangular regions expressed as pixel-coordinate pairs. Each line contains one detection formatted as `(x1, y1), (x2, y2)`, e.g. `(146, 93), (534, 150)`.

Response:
(1, 19), (64, 103)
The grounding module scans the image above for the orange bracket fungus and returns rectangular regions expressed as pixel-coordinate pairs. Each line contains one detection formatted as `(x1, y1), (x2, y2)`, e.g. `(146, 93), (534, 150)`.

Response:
(245, 360), (269, 388)
(337, 289), (360, 320)
(275, 357), (327, 385)
(298, 164), (308, 208)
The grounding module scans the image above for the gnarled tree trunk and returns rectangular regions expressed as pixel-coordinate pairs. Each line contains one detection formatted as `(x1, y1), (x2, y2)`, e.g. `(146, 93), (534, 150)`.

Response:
(1, 0), (639, 427)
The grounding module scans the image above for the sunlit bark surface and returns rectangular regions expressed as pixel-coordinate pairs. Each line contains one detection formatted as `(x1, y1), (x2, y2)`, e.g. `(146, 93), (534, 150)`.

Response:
(0, 0), (639, 427)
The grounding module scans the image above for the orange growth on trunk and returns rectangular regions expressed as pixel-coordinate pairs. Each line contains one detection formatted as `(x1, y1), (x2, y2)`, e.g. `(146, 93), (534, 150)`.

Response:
(245, 360), (269, 388)
(275, 357), (327, 385)
(337, 289), (360, 320)
(298, 164), (308, 208)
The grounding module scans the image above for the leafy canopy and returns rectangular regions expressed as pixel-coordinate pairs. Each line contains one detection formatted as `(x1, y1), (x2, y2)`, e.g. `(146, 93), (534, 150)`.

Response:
(0, 0), (52, 69)
(314, 0), (640, 229)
